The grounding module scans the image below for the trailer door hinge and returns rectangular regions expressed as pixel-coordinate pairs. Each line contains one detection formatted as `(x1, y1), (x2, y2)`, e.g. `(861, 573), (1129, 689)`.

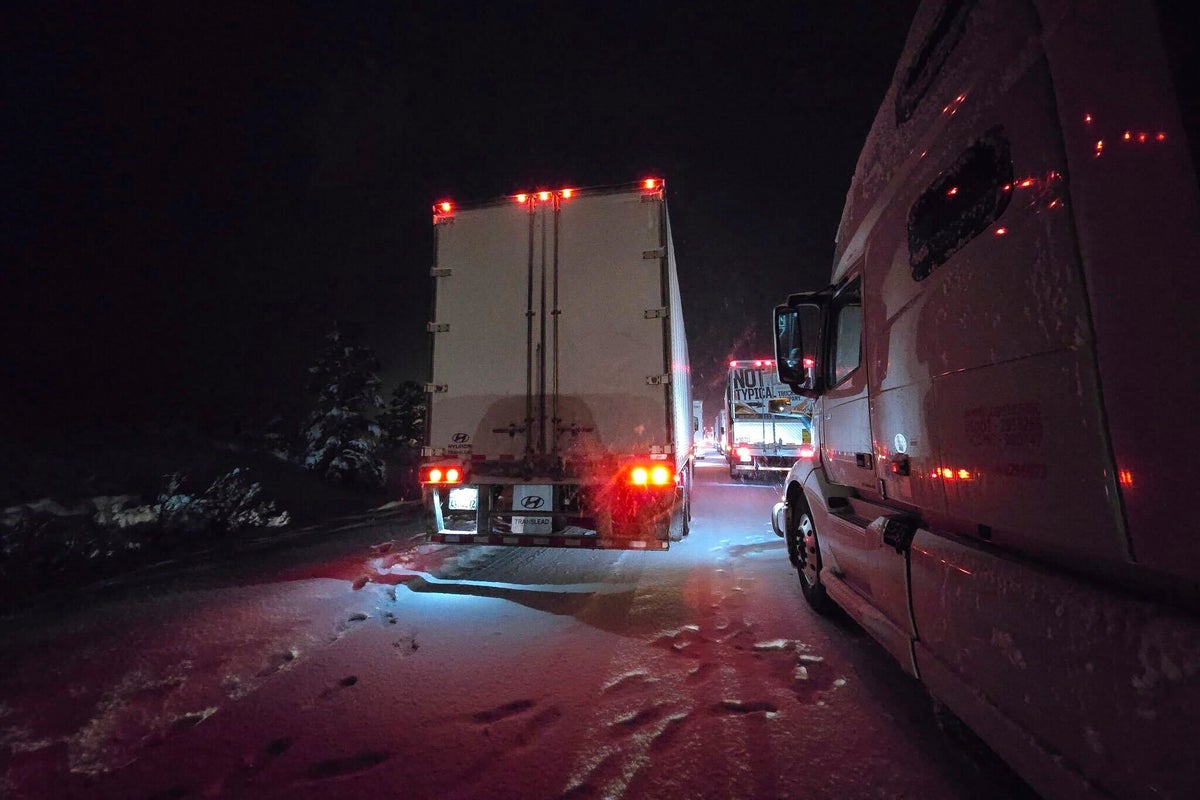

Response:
(643, 307), (669, 319)
(646, 374), (671, 386)
(430, 267), (452, 278)
(424, 383), (448, 394)
(427, 322), (450, 333)
(642, 247), (666, 259)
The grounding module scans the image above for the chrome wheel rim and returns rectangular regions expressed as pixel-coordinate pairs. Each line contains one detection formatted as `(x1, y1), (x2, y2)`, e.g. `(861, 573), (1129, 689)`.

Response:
(797, 512), (819, 587)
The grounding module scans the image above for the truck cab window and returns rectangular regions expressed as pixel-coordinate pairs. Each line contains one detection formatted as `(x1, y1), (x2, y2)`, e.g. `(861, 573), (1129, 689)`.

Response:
(830, 280), (863, 387)
(907, 125), (1013, 281)
(895, 0), (975, 125)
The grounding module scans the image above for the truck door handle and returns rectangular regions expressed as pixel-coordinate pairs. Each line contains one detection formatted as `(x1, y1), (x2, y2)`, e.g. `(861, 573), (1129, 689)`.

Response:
(855, 452), (873, 469)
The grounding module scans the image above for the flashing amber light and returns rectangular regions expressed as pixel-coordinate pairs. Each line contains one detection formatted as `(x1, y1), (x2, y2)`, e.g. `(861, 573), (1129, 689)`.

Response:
(538, 191), (551, 201)
(644, 178), (659, 190)
(1119, 469), (1134, 487)
(994, 227), (1008, 236)
(516, 193), (528, 203)
(561, 188), (574, 199)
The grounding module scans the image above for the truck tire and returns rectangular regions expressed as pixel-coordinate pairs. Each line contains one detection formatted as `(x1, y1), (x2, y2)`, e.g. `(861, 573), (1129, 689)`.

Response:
(786, 495), (831, 614)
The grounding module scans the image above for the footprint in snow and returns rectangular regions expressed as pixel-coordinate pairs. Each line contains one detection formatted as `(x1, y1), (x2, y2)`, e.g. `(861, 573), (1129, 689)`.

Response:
(307, 750), (390, 781)
(471, 698), (536, 725)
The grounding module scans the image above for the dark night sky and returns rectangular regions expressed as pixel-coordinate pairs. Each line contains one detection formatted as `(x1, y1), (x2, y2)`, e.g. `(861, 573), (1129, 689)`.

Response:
(4, 1), (919, 433)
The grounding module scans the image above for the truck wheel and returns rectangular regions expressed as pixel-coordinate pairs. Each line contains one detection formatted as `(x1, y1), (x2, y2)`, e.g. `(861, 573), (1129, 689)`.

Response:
(789, 500), (831, 614)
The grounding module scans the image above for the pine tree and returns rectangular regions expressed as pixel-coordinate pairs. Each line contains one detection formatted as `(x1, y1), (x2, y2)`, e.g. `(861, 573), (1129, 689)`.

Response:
(301, 327), (386, 487)
(379, 380), (427, 449)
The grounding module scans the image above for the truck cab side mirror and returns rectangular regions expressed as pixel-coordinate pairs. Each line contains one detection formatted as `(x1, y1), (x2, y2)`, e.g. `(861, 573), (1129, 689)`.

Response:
(774, 293), (827, 397)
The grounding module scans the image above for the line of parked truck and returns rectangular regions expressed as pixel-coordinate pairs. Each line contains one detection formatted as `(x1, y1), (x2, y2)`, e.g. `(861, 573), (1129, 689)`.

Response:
(417, 1), (1197, 797)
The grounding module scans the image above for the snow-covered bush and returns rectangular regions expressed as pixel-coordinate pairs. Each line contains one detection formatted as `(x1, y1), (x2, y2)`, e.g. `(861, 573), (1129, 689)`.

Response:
(301, 328), (386, 488)
(156, 469), (290, 534)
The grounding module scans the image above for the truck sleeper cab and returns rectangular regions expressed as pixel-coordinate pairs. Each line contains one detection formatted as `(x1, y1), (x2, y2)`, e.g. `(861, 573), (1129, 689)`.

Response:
(771, 2), (1200, 799)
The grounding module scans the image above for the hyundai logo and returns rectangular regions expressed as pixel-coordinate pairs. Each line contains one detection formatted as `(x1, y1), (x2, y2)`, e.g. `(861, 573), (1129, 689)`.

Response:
(520, 496), (545, 509)
(452, 433), (470, 443)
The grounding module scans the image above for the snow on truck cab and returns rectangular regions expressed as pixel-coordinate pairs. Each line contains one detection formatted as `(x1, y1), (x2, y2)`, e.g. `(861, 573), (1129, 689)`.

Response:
(770, 2), (1199, 799)
(421, 179), (692, 550)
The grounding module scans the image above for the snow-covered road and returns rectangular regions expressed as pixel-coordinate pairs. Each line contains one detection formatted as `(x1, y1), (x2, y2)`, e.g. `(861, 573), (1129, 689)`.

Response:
(0, 457), (1036, 799)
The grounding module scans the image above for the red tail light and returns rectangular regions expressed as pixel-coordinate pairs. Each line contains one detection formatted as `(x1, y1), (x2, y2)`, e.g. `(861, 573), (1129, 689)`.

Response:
(737, 447), (752, 463)
(421, 464), (466, 485)
(627, 463), (674, 489)
(799, 445), (815, 459)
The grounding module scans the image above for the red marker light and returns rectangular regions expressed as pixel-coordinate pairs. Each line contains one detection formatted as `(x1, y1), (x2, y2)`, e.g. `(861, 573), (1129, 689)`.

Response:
(650, 466), (670, 486)
(644, 178), (658, 190)
(802, 357), (815, 368)
(1156, 132), (1167, 142)
(561, 188), (573, 199)
(947, 186), (959, 196)
(995, 227), (1008, 236)
(1018, 178), (1034, 188)
(799, 445), (815, 459)
(516, 193), (528, 203)
(446, 467), (461, 483)
(729, 360), (738, 368)
(429, 468), (444, 483)
(1095, 139), (1105, 156)
(1119, 469), (1134, 487)
(1084, 113), (1093, 124)
(630, 467), (649, 486)
(1123, 131), (1132, 141)
(538, 191), (550, 201)
(439, 201), (452, 213)
(754, 360), (762, 367)
(1137, 132), (1147, 143)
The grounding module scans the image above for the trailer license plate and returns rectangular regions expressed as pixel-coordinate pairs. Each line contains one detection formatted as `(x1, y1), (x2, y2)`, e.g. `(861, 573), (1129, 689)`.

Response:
(448, 487), (478, 511)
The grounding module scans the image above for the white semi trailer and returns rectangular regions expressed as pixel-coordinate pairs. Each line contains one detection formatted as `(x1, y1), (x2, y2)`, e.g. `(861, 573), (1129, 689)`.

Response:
(422, 179), (692, 550)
